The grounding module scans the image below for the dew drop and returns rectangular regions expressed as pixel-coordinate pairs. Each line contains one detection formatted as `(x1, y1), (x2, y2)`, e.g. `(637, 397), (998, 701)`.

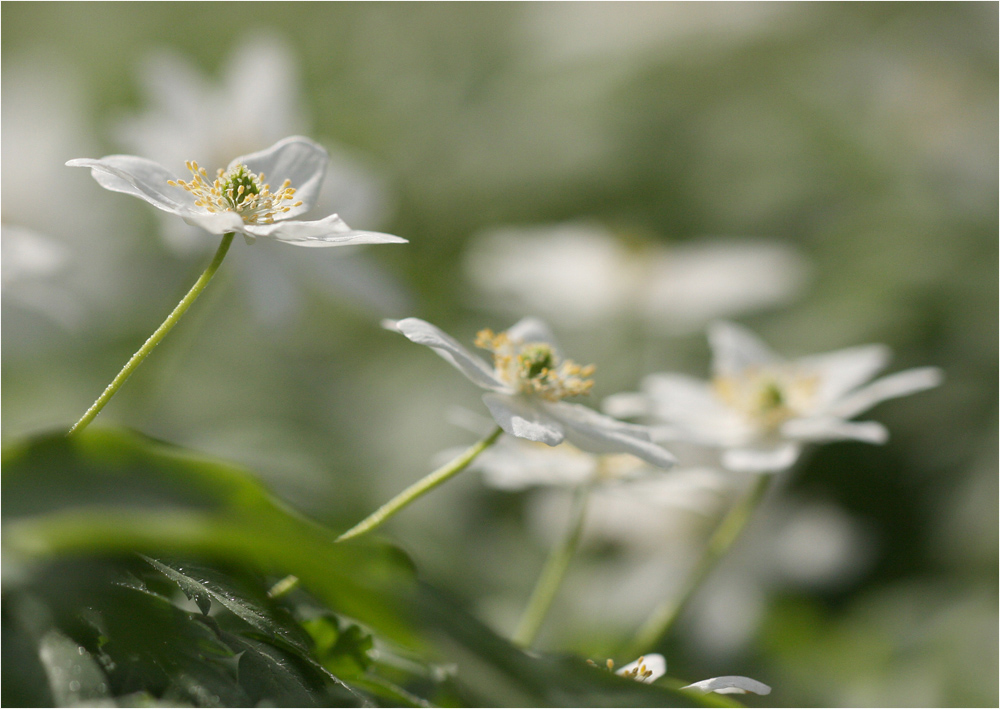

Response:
(68, 680), (81, 692)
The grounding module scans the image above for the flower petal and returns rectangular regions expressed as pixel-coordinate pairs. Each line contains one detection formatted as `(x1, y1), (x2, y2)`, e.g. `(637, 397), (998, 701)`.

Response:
(682, 676), (771, 695)
(543, 401), (676, 468)
(384, 318), (509, 391)
(506, 317), (560, 349)
(721, 444), (800, 472)
(826, 367), (943, 420)
(797, 344), (891, 409)
(616, 654), (666, 683)
(482, 393), (565, 445)
(781, 417), (889, 444)
(68, 155), (245, 235)
(601, 391), (653, 419)
(235, 136), (327, 219)
(243, 213), (407, 247)
(709, 321), (782, 376)
(472, 437), (598, 490)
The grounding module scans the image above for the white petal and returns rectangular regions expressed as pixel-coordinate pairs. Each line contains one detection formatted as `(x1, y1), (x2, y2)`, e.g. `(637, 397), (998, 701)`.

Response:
(482, 393), (565, 445)
(506, 316), (560, 349)
(721, 444), (800, 472)
(631, 373), (750, 448)
(798, 344), (891, 409)
(235, 136), (328, 219)
(683, 676), (771, 695)
(181, 211), (246, 235)
(543, 401), (676, 468)
(826, 367), (943, 420)
(709, 321), (781, 377)
(616, 654), (666, 683)
(67, 155), (190, 214)
(385, 318), (509, 391)
(601, 392), (653, 419)
(243, 213), (406, 247)
(781, 417), (888, 444)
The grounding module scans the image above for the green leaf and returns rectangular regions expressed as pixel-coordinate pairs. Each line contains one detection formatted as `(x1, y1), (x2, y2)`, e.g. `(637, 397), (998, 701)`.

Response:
(2, 428), (419, 647)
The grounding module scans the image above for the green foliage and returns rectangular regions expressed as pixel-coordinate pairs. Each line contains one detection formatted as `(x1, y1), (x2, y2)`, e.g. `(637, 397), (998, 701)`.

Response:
(2, 428), (729, 707)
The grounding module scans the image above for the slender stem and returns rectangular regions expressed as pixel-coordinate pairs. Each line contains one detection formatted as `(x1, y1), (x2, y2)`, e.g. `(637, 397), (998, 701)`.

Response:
(337, 426), (503, 542)
(268, 574), (300, 600)
(512, 481), (592, 648)
(624, 473), (773, 657)
(68, 233), (235, 435)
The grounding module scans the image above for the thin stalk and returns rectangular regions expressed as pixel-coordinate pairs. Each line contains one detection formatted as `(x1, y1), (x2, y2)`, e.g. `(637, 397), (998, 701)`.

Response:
(624, 473), (773, 657)
(337, 426), (503, 542)
(68, 233), (235, 435)
(513, 481), (592, 648)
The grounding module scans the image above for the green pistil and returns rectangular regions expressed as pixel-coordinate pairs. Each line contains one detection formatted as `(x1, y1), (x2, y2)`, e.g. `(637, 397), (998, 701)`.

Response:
(758, 381), (784, 411)
(519, 344), (555, 380)
(222, 164), (260, 209)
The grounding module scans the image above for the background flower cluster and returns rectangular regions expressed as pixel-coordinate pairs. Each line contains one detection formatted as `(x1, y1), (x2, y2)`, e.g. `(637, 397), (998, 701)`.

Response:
(2, 4), (996, 706)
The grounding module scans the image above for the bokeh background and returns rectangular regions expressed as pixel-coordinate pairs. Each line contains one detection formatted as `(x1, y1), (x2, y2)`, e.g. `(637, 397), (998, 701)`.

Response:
(3, 3), (996, 706)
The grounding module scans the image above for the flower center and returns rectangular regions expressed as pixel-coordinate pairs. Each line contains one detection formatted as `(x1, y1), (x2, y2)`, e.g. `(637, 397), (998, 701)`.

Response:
(713, 368), (816, 432)
(475, 328), (595, 401)
(168, 161), (303, 224)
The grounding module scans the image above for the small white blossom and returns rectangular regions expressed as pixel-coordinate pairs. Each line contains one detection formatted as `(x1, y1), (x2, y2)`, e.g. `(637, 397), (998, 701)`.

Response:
(614, 654), (667, 683)
(68, 136), (406, 249)
(605, 321), (942, 472)
(384, 317), (675, 468)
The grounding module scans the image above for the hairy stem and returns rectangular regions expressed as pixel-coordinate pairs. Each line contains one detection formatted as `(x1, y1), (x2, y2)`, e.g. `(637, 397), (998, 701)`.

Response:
(337, 426), (503, 542)
(69, 233), (235, 435)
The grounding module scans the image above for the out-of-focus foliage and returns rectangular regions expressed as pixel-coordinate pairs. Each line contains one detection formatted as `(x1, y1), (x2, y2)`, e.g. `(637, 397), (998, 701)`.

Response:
(3, 3), (996, 707)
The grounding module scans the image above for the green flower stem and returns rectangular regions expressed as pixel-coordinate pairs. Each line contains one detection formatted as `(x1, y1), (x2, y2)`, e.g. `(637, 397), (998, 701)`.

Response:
(624, 472), (773, 658)
(268, 574), (300, 600)
(512, 481), (592, 648)
(337, 426), (503, 542)
(68, 232), (235, 436)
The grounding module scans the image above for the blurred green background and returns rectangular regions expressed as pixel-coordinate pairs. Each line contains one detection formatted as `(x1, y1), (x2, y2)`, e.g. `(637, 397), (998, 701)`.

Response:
(3, 3), (996, 706)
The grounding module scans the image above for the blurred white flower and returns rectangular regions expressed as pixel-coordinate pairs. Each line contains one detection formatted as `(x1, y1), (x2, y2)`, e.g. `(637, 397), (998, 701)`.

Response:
(607, 654), (772, 696)
(116, 35), (409, 321)
(384, 317), (675, 467)
(69, 136), (405, 249)
(463, 222), (809, 333)
(615, 653), (666, 683)
(1, 225), (83, 329)
(605, 321), (942, 472)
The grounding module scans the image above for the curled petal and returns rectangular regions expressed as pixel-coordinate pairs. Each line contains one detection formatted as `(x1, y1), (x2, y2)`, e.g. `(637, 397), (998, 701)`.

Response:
(826, 367), (943, 420)
(781, 417), (888, 444)
(709, 321), (782, 377)
(721, 444), (800, 473)
(385, 318), (509, 391)
(244, 213), (407, 247)
(682, 675), (771, 695)
(543, 401), (676, 468)
(482, 393), (565, 446)
(235, 135), (328, 219)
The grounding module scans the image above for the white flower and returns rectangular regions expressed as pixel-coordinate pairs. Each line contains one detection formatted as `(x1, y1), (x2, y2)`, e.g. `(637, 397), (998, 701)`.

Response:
(605, 654), (771, 695)
(384, 317), (676, 468)
(605, 321), (942, 473)
(614, 653), (666, 683)
(463, 222), (808, 332)
(682, 675), (772, 695)
(68, 136), (406, 249)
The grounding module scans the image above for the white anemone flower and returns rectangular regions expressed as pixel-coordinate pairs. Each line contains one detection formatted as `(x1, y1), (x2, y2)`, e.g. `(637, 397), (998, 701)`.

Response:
(67, 136), (406, 249)
(605, 321), (942, 473)
(463, 222), (808, 333)
(384, 317), (676, 468)
(609, 654), (771, 695)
